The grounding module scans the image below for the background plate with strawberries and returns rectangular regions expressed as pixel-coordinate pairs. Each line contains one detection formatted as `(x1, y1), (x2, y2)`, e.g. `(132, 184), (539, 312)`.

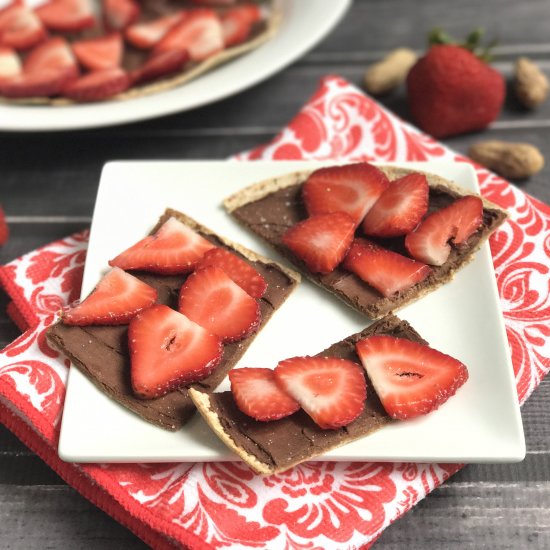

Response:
(58, 160), (524, 464)
(0, 0), (350, 131)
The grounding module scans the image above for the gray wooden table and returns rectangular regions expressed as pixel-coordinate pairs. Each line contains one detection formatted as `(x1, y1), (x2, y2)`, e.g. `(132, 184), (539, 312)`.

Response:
(1, 0), (549, 548)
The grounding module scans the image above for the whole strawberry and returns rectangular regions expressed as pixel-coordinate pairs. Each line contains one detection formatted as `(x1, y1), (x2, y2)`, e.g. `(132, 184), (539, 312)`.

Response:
(406, 30), (505, 138)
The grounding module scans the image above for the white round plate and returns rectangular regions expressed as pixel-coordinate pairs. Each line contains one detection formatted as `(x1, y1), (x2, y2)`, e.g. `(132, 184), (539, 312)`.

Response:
(0, 0), (351, 131)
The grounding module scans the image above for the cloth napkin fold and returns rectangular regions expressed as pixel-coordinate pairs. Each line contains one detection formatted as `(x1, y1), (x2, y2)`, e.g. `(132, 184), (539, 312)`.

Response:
(1, 76), (549, 550)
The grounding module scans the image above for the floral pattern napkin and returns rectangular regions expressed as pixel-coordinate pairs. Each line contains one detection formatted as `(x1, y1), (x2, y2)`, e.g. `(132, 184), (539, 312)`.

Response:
(0, 76), (549, 549)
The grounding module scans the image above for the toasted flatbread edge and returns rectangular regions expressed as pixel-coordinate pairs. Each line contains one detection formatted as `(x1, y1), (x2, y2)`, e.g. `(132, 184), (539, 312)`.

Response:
(2, 1), (282, 107)
(223, 165), (509, 319)
(189, 387), (274, 475)
(223, 165), (507, 215)
(189, 386), (391, 475)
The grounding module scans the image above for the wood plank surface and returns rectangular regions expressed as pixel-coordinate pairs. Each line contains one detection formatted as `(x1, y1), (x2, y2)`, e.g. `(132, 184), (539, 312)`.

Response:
(1, 0), (549, 548)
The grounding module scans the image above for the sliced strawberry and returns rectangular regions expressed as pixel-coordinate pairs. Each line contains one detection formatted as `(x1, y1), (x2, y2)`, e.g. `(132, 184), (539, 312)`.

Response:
(229, 368), (300, 421)
(195, 247), (267, 298)
(125, 12), (184, 49)
(342, 238), (431, 297)
(405, 195), (484, 266)
(102, 0), (140, 31)
(0, 205), (9, 245)
(129, 304), (223, 399)
(281, 212), (355, 274)
(178, 266), (261, 343)
(62, 67), (130, 102)
(109, 217), (216, 274)
(72, 33), (123, 71)
(131, 49), (189, 85)
(1, 36), (78, 98)
(24, 36), (77, 74)
(274, 356), (366, 430)
(221, 5), (261, 47)
(154, 9), (224, 62)
(302, 163), (390, 226)
(0, 3), (46, 50)
(63, 267), (157, 326)
(0, 47), (21, 79)
(35, 0), (96, 33)
(0, 68), (75, 97)
(356, 335), (469, 420)
(362, 172), (429, 237)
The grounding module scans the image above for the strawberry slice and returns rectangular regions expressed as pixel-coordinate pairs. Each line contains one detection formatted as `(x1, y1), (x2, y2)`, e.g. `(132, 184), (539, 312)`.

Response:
(35, 0), (96, 33)
(0, 47), (21, 79)
(102, 0), (140, 31)
(129, 304), (223, 399)
(362, 173), (429, 237)
(195, 247), (267, 298)
(229, 368), (300, 421)
(221, 5), (261, 47)
(356, 335), (469, 419)
(72, 33), (123, 71)
(178, 266), (261, 343)
(63, 267), (157, 326)
(0, 205), (9, 245)
(405, 195), (484, 266)
(274, 356), (366, 430)
(302, 163), (390, 226)
(24, 36), (78, 74)
(109, 217), (216, 274)
(125, 12), (183, 49)
(1, 36), (79, 98)
(0, 67), (75, 97)
(281, 211), (356, 274)
(342, 238), (431, 297)
(0, 2), (46, 50)
(131, 49), (189, 85)
(62, 67), (130, 102)
(154, 9), (224, 62)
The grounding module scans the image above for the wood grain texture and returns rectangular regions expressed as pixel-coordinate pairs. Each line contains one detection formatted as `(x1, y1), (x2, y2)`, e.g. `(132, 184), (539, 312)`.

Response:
(0, 0), (549, 547)
(0, 486), (149, 549)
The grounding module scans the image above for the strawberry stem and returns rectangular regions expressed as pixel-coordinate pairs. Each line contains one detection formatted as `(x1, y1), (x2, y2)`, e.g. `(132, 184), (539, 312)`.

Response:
(428, 27), (498, 62)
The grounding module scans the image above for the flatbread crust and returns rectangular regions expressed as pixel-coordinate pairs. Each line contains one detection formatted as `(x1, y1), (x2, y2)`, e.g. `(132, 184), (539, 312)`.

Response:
(224, 165), (508, 319)
(224, 165), (505, 215)
(189, 388), (274, 475)
(1, 0), (281, 106)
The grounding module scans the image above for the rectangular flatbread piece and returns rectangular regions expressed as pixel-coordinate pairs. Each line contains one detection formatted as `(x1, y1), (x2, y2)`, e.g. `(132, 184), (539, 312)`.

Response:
(189, 313), (428, 475)
(46, 208), (300, 431)
(224, 165), (508, 319)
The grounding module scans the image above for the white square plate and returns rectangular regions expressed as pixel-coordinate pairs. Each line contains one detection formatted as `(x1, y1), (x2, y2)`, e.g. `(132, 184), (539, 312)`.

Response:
(58, 160), (525, 463)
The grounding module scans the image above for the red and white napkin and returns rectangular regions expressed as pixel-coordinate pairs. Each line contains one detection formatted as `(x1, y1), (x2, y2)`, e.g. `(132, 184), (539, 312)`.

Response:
(1, 76), (549, 550)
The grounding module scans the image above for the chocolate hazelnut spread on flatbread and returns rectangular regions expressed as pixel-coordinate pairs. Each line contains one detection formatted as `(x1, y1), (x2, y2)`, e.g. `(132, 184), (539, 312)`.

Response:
(189, 314), (427, 474)
(46, 208), (299, 430)
(224, 166), (508, 319)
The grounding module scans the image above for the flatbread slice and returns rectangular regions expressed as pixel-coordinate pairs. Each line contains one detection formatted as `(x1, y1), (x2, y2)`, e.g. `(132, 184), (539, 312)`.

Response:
(189, 313), (427, 475)
(47, 207), (300, 430)
(224, 165), (508, 319)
